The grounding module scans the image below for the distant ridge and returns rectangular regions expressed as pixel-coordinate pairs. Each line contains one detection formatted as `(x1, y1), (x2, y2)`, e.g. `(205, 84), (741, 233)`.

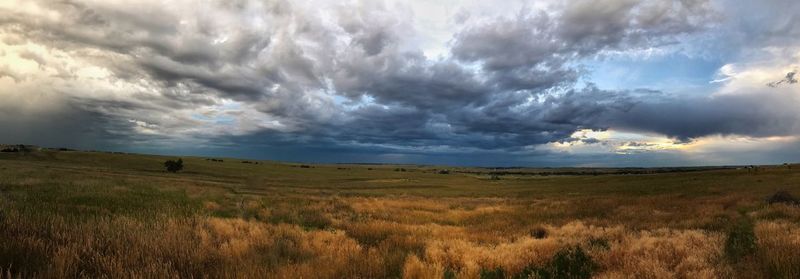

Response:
(0, 144), (41, 153)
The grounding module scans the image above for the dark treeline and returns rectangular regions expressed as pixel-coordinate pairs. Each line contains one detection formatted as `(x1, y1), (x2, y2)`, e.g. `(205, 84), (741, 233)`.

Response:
(457, 166), (741, 176)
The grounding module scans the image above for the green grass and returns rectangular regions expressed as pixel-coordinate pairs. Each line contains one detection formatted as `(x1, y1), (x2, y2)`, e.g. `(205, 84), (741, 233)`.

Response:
(726, 218), (757, 262)
(1, 150), (798, 233)
(1, 150), (799, 277)
(1, 149), (798, 226)
(2, 150), (798, 199)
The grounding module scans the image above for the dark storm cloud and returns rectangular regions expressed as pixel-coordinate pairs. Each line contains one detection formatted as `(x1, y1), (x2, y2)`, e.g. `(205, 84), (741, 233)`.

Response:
(250, 85), (640, 151)
(1, 0), (799, 166)
(602, 88), (800, 141)
(332, 55), (491, 109)
(0, 95), (143, 149)
(308, 0), (719, 151)
(451, 0), (715, 92)
(558, 0), (713, 49)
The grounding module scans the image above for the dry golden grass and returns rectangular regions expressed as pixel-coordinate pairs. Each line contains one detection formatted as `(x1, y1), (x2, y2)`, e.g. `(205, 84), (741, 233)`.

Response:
(4, 197), (796, 278)
(0, 211), (391, 278)
(404, 221), (725, 279)
(2, 151), (800, 278)
(754, 221), (800, 278)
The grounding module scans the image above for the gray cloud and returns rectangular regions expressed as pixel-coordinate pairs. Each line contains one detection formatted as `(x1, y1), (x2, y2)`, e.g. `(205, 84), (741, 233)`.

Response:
(602, 88), (800, 141)
(768, 70), (798, 87)
(451, 0), (715, 92)
(0, 94), (135, 149)
(0, 0), (798, 166)
(0, 65), (23, 82)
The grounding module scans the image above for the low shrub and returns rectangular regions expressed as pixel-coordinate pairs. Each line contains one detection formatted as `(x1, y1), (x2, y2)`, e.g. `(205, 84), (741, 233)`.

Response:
(480, 267), (505, 279)
(766, 190), (798, 205)
(164, 159), (183, 173)
(547, 246), (595, 279)
(725, 219), (757, 262)
(515, 246), (595, 279)
(443, 268), (457, 279)
(529, 226), (548, 239)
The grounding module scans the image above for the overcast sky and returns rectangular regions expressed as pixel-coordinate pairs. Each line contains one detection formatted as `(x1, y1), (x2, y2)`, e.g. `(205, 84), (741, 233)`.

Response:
(1, 0), (799, 166)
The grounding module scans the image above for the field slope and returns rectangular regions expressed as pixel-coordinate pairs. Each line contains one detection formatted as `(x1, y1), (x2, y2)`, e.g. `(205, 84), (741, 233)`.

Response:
(1, 150), (799, 278)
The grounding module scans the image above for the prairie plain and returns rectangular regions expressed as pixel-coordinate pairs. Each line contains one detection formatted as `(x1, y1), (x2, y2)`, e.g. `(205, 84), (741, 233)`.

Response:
(1, 150), (799, 278)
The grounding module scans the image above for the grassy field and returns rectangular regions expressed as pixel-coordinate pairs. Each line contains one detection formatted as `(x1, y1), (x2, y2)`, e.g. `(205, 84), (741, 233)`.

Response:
(1, 150), (799, 278)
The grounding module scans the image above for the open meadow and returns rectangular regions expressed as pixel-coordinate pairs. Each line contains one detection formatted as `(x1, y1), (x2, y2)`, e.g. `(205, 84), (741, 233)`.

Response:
(1, 150), (800, 278)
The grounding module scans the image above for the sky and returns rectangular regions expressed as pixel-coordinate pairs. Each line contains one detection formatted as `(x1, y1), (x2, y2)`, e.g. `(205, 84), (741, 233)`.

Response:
(0, 0), (799, 167)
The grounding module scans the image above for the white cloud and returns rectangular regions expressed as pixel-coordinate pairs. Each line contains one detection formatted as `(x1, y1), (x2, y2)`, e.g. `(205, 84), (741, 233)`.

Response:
(0, 0), (798, 166)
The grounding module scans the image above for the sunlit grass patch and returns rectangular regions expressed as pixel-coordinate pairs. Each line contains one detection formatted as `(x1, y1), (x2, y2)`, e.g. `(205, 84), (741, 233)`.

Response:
(1, 151), (800, 277)
(755, 221), (800, 278)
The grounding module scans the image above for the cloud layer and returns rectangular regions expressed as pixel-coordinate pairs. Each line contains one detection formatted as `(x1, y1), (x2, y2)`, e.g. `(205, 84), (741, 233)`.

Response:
(1, 0), (799, 166)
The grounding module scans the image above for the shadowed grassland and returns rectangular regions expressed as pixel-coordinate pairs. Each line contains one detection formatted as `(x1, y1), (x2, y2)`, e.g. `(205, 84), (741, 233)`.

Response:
(1, 150), (800, 278)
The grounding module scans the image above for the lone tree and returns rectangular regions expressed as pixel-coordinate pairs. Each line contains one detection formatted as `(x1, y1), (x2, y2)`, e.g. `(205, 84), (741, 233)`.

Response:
(164, 158), (184, 173)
